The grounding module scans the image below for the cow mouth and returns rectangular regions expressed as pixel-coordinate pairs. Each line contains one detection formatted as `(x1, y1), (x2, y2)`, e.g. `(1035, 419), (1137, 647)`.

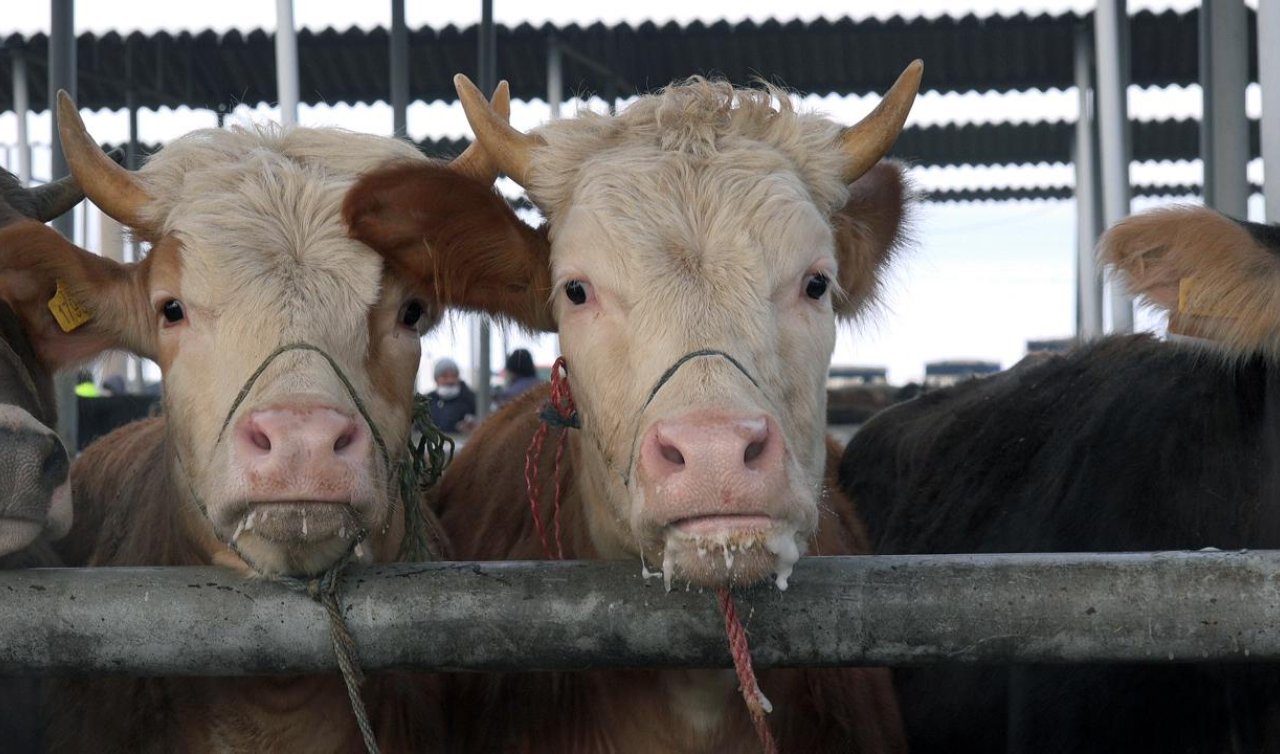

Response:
(656, 515), (805, 591)
(671, 514), (775, 536)
(230, 501), (363, 545)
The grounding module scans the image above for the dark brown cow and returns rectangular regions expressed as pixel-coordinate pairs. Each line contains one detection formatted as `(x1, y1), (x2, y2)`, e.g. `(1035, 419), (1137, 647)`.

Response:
(840, 206), (1280, 753)
(346, 67), (922, 752)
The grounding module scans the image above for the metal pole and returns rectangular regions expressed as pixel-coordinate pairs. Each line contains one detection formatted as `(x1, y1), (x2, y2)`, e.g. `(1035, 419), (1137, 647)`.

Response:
(275, 0), (300, 127)
(12, 50), (31, 186)
(49, 0), (77, 451)
(1200, 0), (1250, 217)
(7, 552), (1280, 674)
(390, 0), (409, 138)
(1073, 24), (1103, 342)
(473, 0), (496, 418)
(547, 38), (563, 119)
(1094, 0), (1133, 333)
(1261, 0), (1280, 221)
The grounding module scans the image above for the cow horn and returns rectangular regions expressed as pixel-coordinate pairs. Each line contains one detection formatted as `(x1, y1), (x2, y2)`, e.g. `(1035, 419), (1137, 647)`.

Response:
(27, 173), (85, 222)
(454, 73), (543, 187)
(450, 80), (512, 184)
(839, 60), (923, 184)
(56, 90), (153, 228)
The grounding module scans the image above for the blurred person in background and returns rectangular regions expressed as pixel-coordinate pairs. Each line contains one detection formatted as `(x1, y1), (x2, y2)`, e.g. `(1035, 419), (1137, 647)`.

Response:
(425, 357), (477, 433)
(495, 348), (543, 409)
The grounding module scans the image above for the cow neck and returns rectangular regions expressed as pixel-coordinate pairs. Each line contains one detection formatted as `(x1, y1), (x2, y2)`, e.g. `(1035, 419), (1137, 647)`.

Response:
(529, 355), (780, 753)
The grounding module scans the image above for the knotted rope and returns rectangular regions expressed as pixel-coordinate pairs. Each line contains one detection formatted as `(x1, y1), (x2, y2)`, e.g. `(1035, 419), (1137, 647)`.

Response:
(524, 356), (578, 560)
(399, 394), (453, 562)
(525, 356), (779, 753)
(278, 553), (381, 754)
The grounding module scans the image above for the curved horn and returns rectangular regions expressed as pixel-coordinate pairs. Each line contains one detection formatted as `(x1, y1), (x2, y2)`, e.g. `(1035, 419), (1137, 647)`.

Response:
(56, 90), (153, 228)
(840, 60), (923, 184)
(454, 74), (543, 187)
(27, 173), (85, 222)
(450, 80), (512, 184)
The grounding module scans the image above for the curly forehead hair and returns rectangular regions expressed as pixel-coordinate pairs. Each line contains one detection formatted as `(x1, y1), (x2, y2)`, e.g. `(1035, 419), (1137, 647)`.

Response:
(525, 77), (851, 218)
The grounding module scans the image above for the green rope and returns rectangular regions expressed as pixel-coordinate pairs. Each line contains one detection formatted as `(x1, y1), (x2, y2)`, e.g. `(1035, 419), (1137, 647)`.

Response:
(278, 550), (380, 754)
(396, 395), (453, 562)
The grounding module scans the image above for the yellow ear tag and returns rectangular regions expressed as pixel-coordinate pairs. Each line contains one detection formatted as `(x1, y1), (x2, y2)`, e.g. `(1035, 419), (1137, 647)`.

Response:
(47, 280), (93, 333)
(1177, 276), (1236, 320)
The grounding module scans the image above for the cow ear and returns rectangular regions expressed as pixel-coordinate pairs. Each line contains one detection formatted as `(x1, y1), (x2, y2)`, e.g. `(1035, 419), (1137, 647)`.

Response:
(830, 161), (909, 319)
(344, 161), (556, 332)
(0, 220), (151, 370)
(1100, 206), (1275, 315)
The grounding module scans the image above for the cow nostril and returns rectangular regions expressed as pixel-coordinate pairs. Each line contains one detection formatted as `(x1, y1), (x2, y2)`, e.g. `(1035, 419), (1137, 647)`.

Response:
(743, 438), (766, 466)
(660, 443), (685, 466)
(40, 442), (69, 486)
(333, 426), (358, 454)
(250, 428), (272, 452)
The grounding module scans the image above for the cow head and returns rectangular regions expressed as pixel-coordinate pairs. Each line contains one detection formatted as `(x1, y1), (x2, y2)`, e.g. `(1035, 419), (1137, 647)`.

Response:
(347, 67), (918, 589)
(1102, 206), (1280, 356)
(0, 90), (505, 576)
(0, 171), (82, 557)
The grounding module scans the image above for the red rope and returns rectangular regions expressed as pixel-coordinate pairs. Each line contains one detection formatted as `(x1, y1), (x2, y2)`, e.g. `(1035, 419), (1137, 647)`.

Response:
(527, 359), (778, 753)
(718, 587), (779, 754)
(524, 356), (576, 560)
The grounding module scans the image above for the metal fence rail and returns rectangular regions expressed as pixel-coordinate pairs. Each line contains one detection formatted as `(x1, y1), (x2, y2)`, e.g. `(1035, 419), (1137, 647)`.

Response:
(2, 550), (1277, 676)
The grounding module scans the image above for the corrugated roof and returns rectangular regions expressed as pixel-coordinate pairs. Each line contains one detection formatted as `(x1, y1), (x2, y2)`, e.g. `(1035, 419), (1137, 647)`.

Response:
(94, 115), (1254, 171)
(0, 9), (1252, 114)
(98, 117), (1257, 171)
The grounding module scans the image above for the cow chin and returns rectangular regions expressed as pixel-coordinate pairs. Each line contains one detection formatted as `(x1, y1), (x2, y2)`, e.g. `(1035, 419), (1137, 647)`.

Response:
(221, 502), (377, 577)
(654, 518), (809, 591)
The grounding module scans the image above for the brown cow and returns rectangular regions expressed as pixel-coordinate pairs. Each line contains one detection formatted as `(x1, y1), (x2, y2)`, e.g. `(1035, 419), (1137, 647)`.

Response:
(0, 89), (504, 753)
(0, 169), (81, 565)
(0, 168), (83, 754)
(345, 66), (922, 752)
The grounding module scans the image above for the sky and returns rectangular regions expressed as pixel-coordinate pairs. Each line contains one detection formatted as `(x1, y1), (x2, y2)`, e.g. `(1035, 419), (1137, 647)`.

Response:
(0, 0), (1263, 387)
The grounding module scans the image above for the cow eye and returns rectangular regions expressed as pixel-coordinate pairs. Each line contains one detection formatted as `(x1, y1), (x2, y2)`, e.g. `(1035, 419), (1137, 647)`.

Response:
(161, 299), (185, 324)
(805, 273), (830, 300)
(400, 301), (424, 328)
(564, 280), (590, 306)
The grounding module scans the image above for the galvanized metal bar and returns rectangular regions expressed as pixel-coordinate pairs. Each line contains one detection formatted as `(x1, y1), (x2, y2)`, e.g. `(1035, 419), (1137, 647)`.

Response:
(48, 0), (77, 451)
(275, 0), (300, 127)
(1200, 0), (1250, 217)
(1261, 0), (1280, 221)
(1073, 23), (1103, 342)
(1094, 0), (1134, 333)
(390, 0), (409, 138)
(4, 552), (1280, 676)
(547, 38), (563, 119)
(473, 0), (496, 419)
(12, 49), (30, 185)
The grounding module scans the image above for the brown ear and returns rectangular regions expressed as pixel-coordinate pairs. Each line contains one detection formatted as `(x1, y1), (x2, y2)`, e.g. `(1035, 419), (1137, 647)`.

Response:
(1099, 205), (1270, 313)
(830, 161), (909, 318)
(344, 161), (555, 332)
(0, 220), (151, 370)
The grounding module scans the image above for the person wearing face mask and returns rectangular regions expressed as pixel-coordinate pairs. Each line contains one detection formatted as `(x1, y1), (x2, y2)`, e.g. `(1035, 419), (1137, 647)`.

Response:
(425, 357), (477, 434)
